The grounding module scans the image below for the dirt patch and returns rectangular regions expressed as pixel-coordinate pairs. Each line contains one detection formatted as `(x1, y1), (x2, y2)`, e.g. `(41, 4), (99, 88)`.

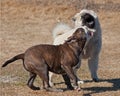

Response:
(0, 75), (20, 83)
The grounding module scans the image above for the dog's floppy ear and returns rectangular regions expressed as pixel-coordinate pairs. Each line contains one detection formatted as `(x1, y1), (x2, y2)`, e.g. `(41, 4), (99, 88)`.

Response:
(66, 28), (81, 43)
(66, 35), (76, 43)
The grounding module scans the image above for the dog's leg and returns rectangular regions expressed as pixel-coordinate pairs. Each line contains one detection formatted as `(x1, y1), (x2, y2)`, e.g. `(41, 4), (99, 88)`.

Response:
(88, 56), (99, 82)
(27, 72), (40, 90)
(73, 58), (84, 84)
(62, 65), (81, 91)
(73, 68), (84, 84)
(62, 74), (74, 90)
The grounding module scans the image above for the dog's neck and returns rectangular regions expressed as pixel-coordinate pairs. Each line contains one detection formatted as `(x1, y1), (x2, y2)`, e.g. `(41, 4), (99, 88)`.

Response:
(66, 40), (86, 57)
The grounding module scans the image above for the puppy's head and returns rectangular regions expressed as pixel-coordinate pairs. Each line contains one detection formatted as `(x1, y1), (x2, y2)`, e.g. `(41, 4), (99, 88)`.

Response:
(72, 9), (97, 33)
(81, 13), (95, 29)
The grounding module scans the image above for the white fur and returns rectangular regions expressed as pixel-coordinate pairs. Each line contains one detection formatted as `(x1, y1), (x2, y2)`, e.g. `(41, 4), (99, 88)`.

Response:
(52, 23), (72, 39)
(49, 9), (102, 85)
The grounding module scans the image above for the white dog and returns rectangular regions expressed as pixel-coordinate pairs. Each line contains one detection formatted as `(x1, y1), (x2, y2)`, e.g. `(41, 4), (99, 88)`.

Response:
(49, 9), (102, 85)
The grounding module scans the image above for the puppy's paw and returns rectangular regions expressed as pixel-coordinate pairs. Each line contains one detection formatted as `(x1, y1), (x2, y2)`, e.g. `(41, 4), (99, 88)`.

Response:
(77, 80), (84, 84)
(92, 78), (99, 82)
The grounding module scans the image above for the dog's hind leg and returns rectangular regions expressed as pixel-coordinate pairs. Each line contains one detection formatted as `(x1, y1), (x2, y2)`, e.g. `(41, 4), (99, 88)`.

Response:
(27, 72), (40, 90)
(36, 63), (63, 92)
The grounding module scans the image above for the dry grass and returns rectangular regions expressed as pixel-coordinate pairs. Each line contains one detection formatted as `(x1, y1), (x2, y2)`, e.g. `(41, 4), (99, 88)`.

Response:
(0, 0), (120, 96)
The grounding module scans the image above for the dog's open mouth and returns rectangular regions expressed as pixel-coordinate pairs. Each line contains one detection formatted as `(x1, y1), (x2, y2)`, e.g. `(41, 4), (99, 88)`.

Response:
(88, 31), (94, 37)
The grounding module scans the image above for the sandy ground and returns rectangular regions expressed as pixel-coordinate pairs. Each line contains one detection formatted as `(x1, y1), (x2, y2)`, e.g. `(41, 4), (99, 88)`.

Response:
(0, 0), (120, 96)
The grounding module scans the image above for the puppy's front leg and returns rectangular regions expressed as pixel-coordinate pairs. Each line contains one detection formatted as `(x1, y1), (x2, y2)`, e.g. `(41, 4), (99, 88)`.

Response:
(62, 65), (81, 91)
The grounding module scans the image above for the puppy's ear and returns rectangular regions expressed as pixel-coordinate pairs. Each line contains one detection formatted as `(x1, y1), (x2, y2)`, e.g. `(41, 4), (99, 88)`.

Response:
(72, 17), (76, 21)
(72, 13), (80, 22)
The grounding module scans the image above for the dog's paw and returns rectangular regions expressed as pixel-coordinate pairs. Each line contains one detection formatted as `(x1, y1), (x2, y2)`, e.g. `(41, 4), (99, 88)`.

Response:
(67, 86), (74, 90)
(30, 86), (40, 90)
(74, 86), (81, 91)
(76, 87), (81, 91)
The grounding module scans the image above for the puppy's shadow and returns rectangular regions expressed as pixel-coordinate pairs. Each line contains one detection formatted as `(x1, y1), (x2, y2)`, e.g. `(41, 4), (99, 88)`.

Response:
(83, 78), (120, 95)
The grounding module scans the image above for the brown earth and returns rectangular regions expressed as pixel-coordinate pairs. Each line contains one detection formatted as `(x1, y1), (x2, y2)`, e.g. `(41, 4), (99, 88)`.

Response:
(0, 0), (120, 96)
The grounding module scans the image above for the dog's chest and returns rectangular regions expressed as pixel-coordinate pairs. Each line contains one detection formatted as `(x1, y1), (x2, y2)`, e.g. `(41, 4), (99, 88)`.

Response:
(47, 48), (79, 74)
(60, 49), (79, 68)
(82, 39), (94, 59)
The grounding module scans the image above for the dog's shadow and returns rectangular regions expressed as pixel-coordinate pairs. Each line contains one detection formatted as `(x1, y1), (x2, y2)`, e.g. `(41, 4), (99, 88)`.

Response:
(83, 78), (120, 96)
(54, 78), (120, 94)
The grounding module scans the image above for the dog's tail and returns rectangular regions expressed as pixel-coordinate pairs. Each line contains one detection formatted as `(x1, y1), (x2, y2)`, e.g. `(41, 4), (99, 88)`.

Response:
(2, 53), (24, 67)
(52, 23), (72, 39)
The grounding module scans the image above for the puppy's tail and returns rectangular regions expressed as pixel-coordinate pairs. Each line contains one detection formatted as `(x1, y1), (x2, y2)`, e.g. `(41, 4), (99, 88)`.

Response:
(52, 23), (72, 39)
(2, 53), (24, 67)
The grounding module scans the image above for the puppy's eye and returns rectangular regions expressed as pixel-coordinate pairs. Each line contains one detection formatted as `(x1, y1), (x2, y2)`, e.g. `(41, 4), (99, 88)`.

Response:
(86, 18), (92, 22)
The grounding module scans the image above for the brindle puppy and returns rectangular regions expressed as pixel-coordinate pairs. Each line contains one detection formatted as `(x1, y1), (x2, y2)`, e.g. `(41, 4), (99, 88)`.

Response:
(2, 28), (90, 92)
